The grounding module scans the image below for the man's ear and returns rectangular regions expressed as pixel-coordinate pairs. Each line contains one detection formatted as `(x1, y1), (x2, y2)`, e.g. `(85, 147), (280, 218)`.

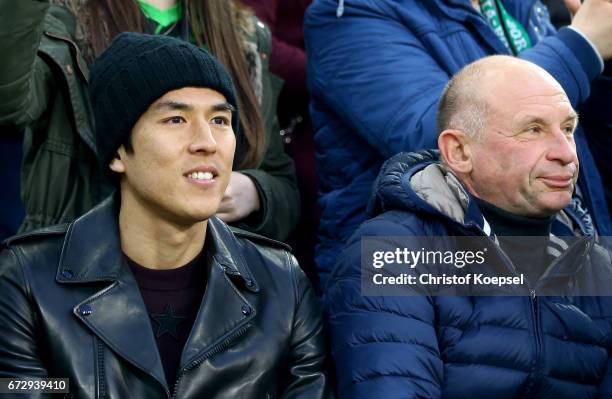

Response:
(108, 146), (127, 174)
(438, 129), (473, 174)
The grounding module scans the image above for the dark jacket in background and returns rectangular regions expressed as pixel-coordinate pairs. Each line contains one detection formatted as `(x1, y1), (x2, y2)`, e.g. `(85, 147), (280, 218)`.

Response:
(0, 0), (299, 241)
(305, 0), (612, 290)
(0, 195), (332, 398)
(0, 132), (25, 240)
(325, 151), (612, 398)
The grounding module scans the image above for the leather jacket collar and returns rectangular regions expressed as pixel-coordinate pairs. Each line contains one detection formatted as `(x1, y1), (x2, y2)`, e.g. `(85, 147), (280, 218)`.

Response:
(55, 194), (259, 288)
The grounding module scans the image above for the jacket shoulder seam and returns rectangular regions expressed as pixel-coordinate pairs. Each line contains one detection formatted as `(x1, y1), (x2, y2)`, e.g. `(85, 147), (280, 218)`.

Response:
(230, 227), (292, 252)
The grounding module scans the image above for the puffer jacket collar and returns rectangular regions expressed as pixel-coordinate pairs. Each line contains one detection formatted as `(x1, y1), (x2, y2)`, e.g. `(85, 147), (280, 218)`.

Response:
(54, 194), (260, 394)
(368, 150), (491, 235)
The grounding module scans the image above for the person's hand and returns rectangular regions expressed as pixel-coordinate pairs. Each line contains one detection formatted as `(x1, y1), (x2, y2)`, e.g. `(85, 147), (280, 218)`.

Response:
(567, 0), (612, 60)
(216, 172), (261, 223)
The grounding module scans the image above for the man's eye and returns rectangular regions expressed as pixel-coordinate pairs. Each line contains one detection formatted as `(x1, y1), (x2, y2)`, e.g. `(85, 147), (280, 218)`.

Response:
(563, 125), (575, 135)
(525, 126), (542, 134)
(211, 116), (230, 125)
(163, 116), (186, 124)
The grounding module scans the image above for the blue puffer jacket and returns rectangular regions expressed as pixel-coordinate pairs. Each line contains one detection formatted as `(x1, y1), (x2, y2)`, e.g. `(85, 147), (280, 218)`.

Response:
(324, 150), (612, 398)
(305, 0), (612, 290)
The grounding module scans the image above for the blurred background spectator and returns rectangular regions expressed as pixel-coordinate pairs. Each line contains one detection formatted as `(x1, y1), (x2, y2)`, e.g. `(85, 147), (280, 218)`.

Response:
(241, 0), (319, 285)
(0, 0), (299, 241)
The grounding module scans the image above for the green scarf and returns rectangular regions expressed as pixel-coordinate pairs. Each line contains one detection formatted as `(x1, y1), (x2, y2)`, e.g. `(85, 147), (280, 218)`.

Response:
(479, 0), (532, 55)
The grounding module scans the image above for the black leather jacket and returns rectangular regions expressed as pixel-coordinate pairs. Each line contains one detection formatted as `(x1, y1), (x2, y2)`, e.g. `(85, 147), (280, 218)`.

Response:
(0, 196), (332, 398)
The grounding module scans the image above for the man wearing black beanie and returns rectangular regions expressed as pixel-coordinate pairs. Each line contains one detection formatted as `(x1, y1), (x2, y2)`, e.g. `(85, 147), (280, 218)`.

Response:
(0, 32), (331, 399)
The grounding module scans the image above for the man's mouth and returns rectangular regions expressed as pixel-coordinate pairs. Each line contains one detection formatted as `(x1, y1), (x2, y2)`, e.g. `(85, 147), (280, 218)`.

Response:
(188, 171), (214, 181)
(539, 175), (574, 189)
(184, 166), (219, 185)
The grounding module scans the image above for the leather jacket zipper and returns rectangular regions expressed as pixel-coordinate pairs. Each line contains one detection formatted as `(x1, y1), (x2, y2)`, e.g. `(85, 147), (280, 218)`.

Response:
(170, 323), (252, 398)
(94, 336), (107, 399)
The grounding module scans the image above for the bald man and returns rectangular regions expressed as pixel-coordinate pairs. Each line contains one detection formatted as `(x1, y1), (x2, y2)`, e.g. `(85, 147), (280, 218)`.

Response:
(323, 56), (612, 399)
(306, 0), (612, 292)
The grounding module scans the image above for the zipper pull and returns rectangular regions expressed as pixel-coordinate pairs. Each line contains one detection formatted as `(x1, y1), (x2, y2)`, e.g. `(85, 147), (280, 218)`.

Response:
(530, 289), (536, 299)
(336, 0), (345, 17)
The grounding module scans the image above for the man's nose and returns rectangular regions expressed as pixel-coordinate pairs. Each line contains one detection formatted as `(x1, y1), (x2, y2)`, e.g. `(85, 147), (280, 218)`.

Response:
(546, 127), (578, 166)
(188, 119), (217, 154)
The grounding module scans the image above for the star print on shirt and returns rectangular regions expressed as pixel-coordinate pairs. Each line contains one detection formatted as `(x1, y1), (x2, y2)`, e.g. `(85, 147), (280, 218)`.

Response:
(151, 304), (187, 339)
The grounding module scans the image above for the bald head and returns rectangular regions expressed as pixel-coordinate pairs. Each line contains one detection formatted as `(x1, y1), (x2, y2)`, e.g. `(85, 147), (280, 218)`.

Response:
(436, 55), (565, 140)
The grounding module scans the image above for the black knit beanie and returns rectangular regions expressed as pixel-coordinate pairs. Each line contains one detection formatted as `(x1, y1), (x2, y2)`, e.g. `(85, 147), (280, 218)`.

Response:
(89, 32), (240, 171)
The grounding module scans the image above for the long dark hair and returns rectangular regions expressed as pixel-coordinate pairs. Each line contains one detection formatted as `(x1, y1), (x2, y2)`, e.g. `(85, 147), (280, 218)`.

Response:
(88, 0), (265, 169)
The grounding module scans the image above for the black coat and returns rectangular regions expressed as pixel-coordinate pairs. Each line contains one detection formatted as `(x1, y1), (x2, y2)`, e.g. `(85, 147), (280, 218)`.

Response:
(0, 196), (331, 398)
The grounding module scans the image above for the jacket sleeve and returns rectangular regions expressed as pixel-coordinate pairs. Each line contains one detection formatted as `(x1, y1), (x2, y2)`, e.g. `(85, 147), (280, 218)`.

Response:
(519, 27), (603, 108)
(0, 0), (52, 129)
(0, 247), (49, 381)
(324, 219), (443, 398)
(238, 132), (300, 242)
(236, 20), (300, 242)
(280, 253), (333, 399)
(578, 61), (612, 201)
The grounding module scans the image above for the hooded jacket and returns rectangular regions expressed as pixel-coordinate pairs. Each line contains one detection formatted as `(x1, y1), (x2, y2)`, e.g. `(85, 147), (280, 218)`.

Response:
(305, 0), (612, 290)
(0, 0), (299, 241)
(324, 150), (612, 398)
(0, 195), (331, 399)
